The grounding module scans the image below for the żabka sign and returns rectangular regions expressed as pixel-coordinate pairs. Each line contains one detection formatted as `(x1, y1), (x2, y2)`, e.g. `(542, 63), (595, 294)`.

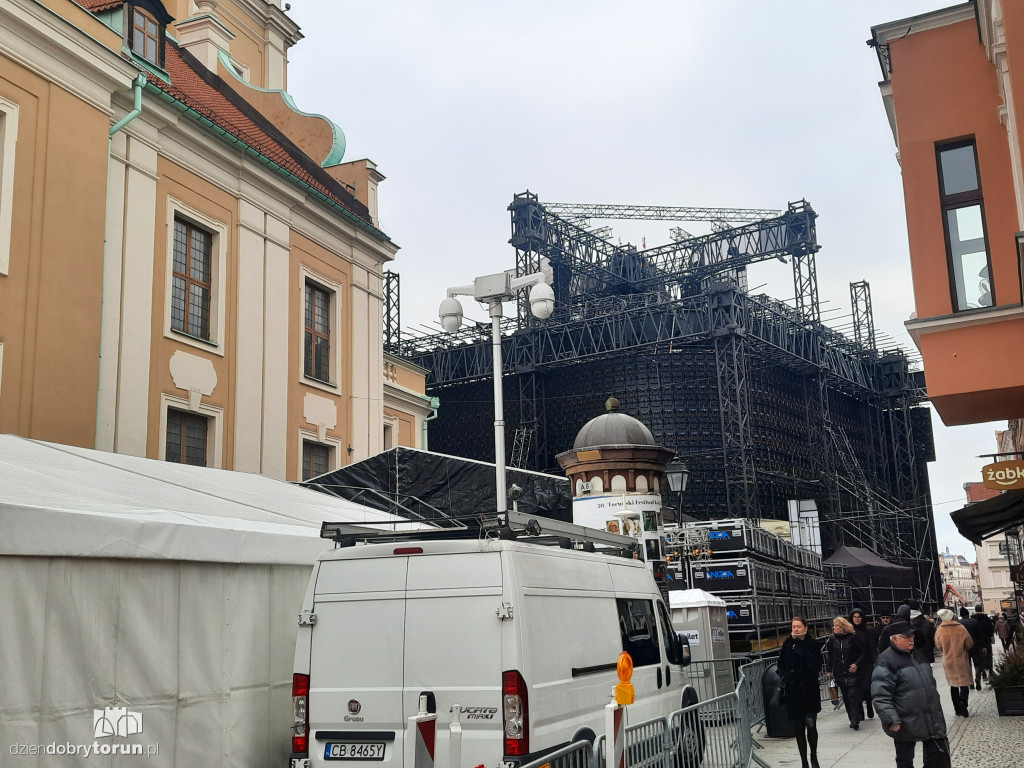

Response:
(982, 460), (1024, 490)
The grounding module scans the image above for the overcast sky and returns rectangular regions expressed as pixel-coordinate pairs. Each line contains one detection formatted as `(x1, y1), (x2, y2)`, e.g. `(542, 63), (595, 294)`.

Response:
(287, 0), (998, 558)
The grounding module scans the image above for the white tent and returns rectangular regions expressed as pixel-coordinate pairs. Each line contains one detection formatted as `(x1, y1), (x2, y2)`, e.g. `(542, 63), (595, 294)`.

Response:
(0, 436), (407, 767)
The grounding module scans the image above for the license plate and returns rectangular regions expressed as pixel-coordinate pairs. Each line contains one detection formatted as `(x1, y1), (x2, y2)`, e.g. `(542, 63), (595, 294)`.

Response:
(324, 743), (386, 761)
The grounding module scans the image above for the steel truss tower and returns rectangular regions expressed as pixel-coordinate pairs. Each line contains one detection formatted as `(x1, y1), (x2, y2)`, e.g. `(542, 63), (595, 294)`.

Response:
(398, 193), (940, 604)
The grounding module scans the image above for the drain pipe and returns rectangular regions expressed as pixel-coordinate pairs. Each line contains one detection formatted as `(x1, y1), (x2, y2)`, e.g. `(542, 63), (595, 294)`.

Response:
(422, 396), (440, 450)
(109, 73), (147, 136)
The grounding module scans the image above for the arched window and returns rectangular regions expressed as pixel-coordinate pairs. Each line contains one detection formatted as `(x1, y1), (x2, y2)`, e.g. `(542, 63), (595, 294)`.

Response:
(590, 476), (604, 494)
(652, 476), (660, 494)
(575, 479), (585, 496)
(611, 475), (627, 492)
(635, 475), (649, 493)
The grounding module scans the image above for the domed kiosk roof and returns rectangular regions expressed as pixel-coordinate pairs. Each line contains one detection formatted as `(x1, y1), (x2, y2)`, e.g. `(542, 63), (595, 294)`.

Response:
(573, 398), (656, 449)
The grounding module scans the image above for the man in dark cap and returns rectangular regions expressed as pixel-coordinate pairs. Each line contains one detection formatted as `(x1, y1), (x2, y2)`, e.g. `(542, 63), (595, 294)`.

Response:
(871, 622), (949, 768)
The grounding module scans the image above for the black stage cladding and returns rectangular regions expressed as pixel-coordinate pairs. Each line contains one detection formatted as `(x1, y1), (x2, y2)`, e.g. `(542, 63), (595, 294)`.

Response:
(423, 347), (933, 524)
(301, 447), (572, 522)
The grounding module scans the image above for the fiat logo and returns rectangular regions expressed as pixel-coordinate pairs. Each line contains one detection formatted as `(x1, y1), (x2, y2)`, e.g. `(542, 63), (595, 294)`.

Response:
(348, 700), (361, 715)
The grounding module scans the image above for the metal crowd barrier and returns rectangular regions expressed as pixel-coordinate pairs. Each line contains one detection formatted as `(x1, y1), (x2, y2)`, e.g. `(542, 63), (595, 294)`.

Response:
(518, 658), (774, 768)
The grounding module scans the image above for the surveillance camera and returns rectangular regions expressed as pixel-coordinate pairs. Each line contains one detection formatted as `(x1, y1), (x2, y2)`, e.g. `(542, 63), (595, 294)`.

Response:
(438, 296), (464, 332)
(528, 282), (554, 320)
(508, 483), (524, 501)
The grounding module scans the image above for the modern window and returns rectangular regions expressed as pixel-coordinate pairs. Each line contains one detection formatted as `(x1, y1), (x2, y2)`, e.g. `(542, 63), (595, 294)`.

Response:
(304, 280), (332, 383)
(937, 141), (993, 311)
(171, 217), (213, 340)
(166, 408), (208, 466)
(131, 7), (162, 66)
(302, 440), (331, 481)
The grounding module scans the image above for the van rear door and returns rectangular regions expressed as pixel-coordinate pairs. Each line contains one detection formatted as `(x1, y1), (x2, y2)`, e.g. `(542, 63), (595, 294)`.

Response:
(403, 550), (505, 768)
(308, 555), (408, 767)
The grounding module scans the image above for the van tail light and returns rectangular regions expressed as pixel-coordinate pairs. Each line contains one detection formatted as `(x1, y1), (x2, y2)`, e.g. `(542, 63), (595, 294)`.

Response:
(502, 669), (529, 757)
(292, 673), (310, 755)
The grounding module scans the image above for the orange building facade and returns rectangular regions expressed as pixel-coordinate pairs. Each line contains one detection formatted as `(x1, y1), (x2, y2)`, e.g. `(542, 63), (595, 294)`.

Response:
(0, 0), (432, 480)
(872, 1), (1024, 426)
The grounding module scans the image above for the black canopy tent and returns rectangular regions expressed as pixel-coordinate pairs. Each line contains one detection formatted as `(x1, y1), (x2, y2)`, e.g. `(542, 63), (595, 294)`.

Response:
(950, 489), (1024, 545)
(301, 447), (573, 523)
(823, 546), (916, 619)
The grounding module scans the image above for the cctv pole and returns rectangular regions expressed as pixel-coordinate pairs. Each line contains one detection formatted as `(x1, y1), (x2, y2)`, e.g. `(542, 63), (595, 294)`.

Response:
(490, 298), (507, 514)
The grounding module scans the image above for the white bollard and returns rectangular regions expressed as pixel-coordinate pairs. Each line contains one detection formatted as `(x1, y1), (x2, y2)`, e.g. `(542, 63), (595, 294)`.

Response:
(407, 695), (438, 768)
(605, 698), (625, 768)
(448, 705), (463, 768)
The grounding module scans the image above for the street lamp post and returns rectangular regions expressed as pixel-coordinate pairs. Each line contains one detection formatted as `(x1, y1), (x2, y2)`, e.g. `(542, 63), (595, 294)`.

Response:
(440, 270), (554, 514)
(664, 457), (691, 523)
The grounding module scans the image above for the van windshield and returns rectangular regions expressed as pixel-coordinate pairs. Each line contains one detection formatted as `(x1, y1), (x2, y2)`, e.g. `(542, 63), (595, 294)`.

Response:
(616, 598), (661, 667)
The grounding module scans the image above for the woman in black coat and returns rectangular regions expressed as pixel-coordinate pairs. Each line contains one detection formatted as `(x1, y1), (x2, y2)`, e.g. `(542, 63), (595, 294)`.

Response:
(824, 616), (867, 729)
(850, 608), (876, 719)
(778, 616), (822, 768)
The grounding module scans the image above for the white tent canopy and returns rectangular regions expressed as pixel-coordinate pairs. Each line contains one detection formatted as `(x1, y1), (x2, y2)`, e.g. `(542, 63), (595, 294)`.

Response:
(0, 435), (407, 563)
(0, 436), (414, 767)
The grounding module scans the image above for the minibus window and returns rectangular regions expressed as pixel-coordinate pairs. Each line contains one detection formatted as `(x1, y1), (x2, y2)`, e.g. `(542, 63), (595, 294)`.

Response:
(616, 598), (661, 666)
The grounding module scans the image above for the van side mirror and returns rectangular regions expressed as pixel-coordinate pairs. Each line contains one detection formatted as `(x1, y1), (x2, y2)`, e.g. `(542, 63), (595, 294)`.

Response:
(676, 633), (692, 667)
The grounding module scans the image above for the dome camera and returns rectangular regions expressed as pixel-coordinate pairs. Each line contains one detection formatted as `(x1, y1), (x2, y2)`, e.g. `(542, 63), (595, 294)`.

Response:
(438, 296), (464, 332)
(528, 282), (554, 320)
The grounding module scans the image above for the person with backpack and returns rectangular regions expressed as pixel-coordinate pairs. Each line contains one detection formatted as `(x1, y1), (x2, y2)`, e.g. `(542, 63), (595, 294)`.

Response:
(972, 604), (995, 685)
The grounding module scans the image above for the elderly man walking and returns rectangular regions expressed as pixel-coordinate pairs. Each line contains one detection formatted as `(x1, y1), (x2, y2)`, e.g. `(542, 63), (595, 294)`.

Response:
(871, 621), (950, 768)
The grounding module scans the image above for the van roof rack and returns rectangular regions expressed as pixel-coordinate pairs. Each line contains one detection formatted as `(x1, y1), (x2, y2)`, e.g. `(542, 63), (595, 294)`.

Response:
(320, 511), (641, 557)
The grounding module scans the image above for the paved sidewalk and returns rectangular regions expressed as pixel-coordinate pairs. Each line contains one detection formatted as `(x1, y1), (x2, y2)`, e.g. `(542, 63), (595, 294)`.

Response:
(753, 654), (1024, 768)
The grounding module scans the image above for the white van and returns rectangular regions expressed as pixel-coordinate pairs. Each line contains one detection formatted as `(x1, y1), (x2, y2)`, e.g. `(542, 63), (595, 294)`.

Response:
(289, 516), (698, 768)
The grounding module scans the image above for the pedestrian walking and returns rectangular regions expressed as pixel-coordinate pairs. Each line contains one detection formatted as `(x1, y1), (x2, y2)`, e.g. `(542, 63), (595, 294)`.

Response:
(972, 604), (995, 685)
(850, 608), (877, 719)
(996, 613), (1015, 652)
(871, 621), (950, 768)
(824, 616), (866, 729)
(933, 608), (974, 717)
(959, 607), (982, 689)
(878, 605), (912, 654)
(778, 616), (822, 768)
(909, 600), (936, 662)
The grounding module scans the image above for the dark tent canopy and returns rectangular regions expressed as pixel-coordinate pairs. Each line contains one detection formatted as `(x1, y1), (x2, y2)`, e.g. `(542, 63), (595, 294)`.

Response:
(824, 546), (917, 617)
(301, 447), (572, 522)
(950, 489), (1024, 545)
(824, 546), (915, 588)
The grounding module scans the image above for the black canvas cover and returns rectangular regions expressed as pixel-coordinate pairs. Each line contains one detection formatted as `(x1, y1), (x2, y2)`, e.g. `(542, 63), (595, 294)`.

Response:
(823, 546), (915, 589)
(301, 447), (572, 522)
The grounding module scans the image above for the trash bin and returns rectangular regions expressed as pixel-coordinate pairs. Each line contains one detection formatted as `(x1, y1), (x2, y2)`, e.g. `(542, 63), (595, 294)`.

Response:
(762, 662), (796, 738)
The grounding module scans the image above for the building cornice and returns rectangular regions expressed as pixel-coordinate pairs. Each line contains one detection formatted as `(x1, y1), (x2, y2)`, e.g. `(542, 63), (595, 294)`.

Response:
(905, 302), (1024, 345)
(872, 2), (976, 46)
(1, 0), (140, 114)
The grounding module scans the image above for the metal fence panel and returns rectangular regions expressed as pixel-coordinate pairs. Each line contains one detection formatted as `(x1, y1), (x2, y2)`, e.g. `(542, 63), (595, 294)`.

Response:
(518, 739), (595, 768)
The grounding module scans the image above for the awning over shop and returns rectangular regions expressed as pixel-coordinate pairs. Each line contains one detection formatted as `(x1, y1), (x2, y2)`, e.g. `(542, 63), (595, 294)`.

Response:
(951, 489), (1024, 545)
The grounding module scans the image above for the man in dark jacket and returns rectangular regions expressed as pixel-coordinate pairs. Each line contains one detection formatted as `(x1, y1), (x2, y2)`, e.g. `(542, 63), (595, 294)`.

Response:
(972, 604), (995, 687)
(959, 607), (981, 686)
(871, 622), (949, 768)
(909, 600), (936, 662)
(878, 605), (913, 654)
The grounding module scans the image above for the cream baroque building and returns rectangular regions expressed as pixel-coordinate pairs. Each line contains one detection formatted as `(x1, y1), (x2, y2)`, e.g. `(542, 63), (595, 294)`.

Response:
(0, 0), (431, 479)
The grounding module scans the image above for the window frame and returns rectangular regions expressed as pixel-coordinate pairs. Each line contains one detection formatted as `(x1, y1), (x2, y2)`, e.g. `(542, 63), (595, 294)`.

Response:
(299, 266), (343, 393)
(301, 439), (332, 481)
(163, 199), (227, 356)
(936, 139), (995, 312)
(159, 393), (224, 467)
(0, 95), (18, 277)
(615, 597), (661, 667)
(304, 280), (332, 384)
(129, 5), (164, 67)
(296, 428), (342, 480)
(165, 407), (210, 466)
(171, 217), (214, 341)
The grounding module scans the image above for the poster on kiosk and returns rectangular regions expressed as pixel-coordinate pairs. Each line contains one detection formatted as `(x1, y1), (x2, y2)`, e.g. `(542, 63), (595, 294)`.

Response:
(572, 493), (667, 594)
